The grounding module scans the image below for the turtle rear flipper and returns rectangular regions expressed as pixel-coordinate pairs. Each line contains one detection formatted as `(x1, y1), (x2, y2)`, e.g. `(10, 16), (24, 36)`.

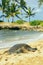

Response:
(24, 45), (37, 52)
(30, 48), (37, 52)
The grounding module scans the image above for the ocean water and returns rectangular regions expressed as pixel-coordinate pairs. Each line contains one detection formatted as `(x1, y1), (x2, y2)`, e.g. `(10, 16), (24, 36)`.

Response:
(0, 30), (43, 49)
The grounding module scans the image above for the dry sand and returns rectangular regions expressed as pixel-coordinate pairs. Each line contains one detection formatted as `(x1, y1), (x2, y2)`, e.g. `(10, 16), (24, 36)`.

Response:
(0, 40), (43, 65)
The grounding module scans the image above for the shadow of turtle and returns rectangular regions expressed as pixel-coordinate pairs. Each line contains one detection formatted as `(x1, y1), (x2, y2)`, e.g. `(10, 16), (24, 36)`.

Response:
(5, 44), (37, 54)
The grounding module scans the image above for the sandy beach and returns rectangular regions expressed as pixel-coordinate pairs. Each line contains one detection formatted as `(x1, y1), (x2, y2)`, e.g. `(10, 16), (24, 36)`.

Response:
(0, 40), (43, 65)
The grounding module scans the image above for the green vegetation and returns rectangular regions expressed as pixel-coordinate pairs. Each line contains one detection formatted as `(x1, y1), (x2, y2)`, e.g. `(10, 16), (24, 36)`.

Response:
(16, 20), (25, 24)
(38, 0), (43, 7)
(0, 0), (27, 22)
(0, 0), (36, 22)
(40, 22), (43, 26)
(0, 0), (43, 26)
(25, 7), (35, 22)
(30, 20), (43, 26)
(15, 20), (43, 26)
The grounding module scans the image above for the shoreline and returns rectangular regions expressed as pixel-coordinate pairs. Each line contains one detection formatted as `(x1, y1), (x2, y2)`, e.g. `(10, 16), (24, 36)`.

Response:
(0, 33), (43, 49)
(0, 22), (43, 31)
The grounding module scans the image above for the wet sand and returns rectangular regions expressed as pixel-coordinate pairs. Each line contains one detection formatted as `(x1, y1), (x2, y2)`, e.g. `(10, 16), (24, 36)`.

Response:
(0, 40), (43, 65)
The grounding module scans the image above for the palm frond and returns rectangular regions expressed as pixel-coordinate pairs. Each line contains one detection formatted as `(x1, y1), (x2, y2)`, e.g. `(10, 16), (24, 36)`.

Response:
(25, 15), (28, 18)
(16, 14), (22, 20)
(0, 15), (6, 18)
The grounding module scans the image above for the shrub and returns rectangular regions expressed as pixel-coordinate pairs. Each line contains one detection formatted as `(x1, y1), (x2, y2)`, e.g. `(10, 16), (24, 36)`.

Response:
(16, 20), (25, 24)
(30, 20), (43, 26)
(40, 23), (43, 26)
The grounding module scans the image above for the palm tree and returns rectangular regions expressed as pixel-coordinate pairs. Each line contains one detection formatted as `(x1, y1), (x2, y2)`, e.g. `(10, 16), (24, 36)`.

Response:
(10, 2), (21, 22)
(15, 0), (20, 4)
(1, 0), (22, 22)
(25, 7), (35, 22)
(14, 0), (27, 13)
(38, 0), (43, 7)
(0, 0), (27, 22)
(0, 15), (6, 22)
(5, 5), (11, 22)
(20, 0), (27, 8)
(5, 14), (10, 22)
(0, 0), (10, 22)
(19, 0), (27, 13)
(10, 3), (17, 22)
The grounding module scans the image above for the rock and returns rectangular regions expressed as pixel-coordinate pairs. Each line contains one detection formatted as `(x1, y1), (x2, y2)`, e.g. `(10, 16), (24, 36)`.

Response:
(9, 27), (20, 30)
(0, 26), (2, 30)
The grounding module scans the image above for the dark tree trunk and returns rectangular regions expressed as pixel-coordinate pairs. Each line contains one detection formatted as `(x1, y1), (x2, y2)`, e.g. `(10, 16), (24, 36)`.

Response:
(12, 16), (14, 23)
(3, 17), (4, 22)
(8, 19), (9, 22)
(29, 16), (30, 22)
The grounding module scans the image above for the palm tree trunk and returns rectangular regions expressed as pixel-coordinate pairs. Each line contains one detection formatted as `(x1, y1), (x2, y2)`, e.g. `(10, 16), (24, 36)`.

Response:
(12, 16), (14, 23)
(8, 18), (9, 22)
(3, 16), (4, 22)
(2, 11), (5, 22)
(29, 16), (30, 22)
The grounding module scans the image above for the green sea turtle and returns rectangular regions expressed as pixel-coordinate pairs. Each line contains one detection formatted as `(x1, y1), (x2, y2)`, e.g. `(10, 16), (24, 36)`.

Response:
(5, 43), (37, 54)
